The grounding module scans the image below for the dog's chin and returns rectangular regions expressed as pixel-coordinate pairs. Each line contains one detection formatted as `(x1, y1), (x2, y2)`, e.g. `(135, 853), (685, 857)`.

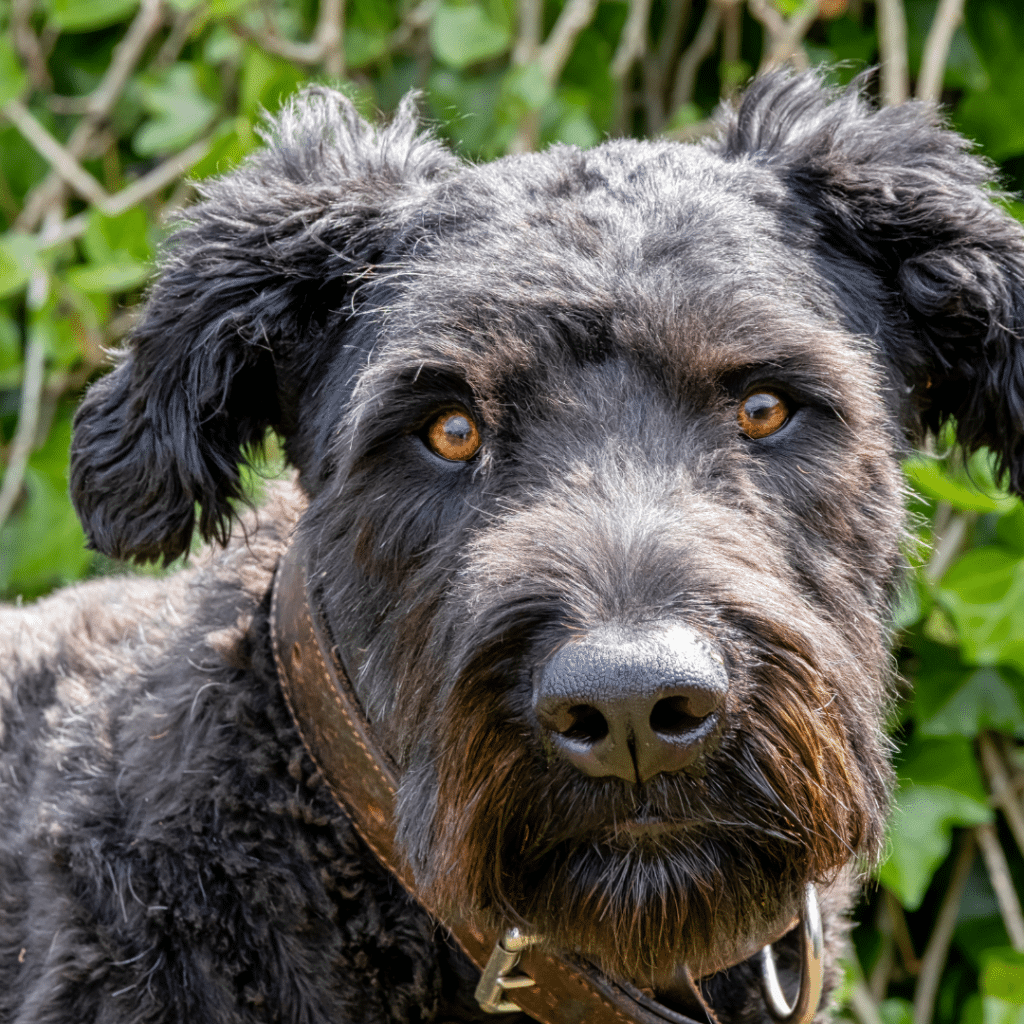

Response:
(428, 822), (808, 985)
(521, 849), (802, 983)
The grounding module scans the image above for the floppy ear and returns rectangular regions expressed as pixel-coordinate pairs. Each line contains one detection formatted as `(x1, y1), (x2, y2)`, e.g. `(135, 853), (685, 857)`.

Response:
(70, 88), (457, 564)
(714, 71), (1024, 495)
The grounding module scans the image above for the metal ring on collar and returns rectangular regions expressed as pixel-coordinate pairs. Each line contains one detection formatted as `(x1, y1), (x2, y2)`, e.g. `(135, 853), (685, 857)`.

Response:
(758, 884), (823, 1024)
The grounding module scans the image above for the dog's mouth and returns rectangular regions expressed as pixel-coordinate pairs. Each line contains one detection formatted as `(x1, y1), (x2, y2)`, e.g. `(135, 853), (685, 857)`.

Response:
(604, 815), (696, 839)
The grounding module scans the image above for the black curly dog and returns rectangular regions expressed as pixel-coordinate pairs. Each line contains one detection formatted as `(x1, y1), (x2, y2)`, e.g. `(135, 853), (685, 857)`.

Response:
(3, 71), (1024, 1024)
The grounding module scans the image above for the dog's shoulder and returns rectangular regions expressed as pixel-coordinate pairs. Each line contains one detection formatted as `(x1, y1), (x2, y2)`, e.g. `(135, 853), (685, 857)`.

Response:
(0, 478), (305, 800)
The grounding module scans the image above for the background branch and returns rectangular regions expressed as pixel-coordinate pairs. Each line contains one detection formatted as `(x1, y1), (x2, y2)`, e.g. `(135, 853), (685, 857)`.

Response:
(877, 0), (910, 105)
(976, 821), (1024, 951)
(917, 0), (965, 103)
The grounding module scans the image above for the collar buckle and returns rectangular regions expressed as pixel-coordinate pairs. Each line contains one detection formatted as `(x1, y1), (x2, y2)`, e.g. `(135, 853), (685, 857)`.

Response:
(475, 928), (544, 1013)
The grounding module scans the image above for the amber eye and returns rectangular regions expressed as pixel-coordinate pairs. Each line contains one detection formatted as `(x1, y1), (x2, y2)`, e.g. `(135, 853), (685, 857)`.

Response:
(426, 409), (481, 462)
(738, 391), (789, 440)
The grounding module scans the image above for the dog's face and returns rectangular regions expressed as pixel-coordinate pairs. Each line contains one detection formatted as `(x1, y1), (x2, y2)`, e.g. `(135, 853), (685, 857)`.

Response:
(69, 74), (1024, 985)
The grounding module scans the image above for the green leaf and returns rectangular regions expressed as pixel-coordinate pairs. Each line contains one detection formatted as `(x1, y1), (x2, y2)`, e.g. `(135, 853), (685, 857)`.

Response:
(983, 950), (1024, 1004)
(956, 0), (1024, 160)
(0, 34), (29, 106)
(430, 3), (511, 71)
(501, 62), (552, 113)
(938, 547), (1024, 675)
(208, 0), (253, 16)
(82, 207), (152, 265)
(346, 27), (391, 70)
(66, 255), (151, 294)
(904, 456), (1013, 513)
(666, 102), (704, 130)
(134, 64), (217, 157)
(239, 46), (305, 118)
(878, 737), (992, 909)
(190, 117), (258, 180)
(0, 414), (92, 599)
(0, 233), (38, 300)
(45, 0), (139, 33)
(0, 312), (20, 386)
(916, 665), (1024, 738)
(878, 998), (913, 1024)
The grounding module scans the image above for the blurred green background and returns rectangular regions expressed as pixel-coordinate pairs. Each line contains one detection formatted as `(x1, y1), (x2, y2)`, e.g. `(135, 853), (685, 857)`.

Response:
(2, 0), (1024, 1020)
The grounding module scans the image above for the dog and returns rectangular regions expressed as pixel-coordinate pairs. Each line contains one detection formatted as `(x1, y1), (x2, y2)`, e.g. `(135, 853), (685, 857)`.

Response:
(3, 70), (1024, 1024)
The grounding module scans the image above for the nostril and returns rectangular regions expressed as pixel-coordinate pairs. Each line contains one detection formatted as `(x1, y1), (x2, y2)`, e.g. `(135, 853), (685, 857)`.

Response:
(558, 704), (609, 744)
(649, 695), (714, 737)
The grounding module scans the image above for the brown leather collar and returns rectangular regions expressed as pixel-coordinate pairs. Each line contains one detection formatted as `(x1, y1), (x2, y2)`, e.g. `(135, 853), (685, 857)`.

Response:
(269, 536), (809, 1024)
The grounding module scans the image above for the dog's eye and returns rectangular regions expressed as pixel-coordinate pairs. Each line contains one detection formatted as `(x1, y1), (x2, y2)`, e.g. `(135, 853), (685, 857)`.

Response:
(738, 391), (789, 440)
(426, 410), (481, 462)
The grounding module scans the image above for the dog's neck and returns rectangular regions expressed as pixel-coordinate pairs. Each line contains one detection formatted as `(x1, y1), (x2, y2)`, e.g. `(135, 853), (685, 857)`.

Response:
(269, 535), (821, 1024)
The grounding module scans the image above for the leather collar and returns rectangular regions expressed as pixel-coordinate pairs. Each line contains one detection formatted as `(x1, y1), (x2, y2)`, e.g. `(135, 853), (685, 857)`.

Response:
(269, 535), (820, 1024)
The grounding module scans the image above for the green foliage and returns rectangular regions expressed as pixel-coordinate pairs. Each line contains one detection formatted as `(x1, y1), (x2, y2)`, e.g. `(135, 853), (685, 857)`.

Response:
(2, 1), (1024, 1021)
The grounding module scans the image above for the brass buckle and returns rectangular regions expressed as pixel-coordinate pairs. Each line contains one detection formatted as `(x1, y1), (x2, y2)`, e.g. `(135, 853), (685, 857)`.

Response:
(475, 928), (543, 1013)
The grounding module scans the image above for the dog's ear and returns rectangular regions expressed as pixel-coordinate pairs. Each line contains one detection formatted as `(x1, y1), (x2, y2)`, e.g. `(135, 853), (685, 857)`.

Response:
(71, 88), (457, 564)
(714, 71), (1024, 495)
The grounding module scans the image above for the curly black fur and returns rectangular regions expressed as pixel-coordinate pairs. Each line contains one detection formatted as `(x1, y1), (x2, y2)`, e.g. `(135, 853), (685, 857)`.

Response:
(3, 70), (1024, 1023)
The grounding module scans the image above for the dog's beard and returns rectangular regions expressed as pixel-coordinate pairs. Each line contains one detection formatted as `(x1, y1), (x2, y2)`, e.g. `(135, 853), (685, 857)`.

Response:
(415, 643), (888, 984)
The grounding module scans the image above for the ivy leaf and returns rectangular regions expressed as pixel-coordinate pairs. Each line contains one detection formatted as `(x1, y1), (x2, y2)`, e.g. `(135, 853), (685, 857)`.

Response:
(0, 415), (92, 598)
(134, 64), (218, 157)
(430, 3), (511, 71)
(904, 456), (1013, 514)
(918, 667), (1024, 738)
(0, 35), (29, 105)
(938, 547), (1024, 676)
(44, 0), (139, 33)
(67, 255), (150, 294)
(0, 233), (38, 300)
(983, 949), (1024, 1002)
(877, 737), (992, 910)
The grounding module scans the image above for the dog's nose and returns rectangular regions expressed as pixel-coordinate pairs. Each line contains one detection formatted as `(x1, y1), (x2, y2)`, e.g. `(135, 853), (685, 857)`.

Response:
(534, 625), (727, 784)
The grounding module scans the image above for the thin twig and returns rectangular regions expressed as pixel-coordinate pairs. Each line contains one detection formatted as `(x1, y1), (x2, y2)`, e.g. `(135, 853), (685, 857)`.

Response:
(611, 0), (653, 82)
(231, 0), (345, 75)
(100, 136), (209, 214)
(512, 0), (542, 64)
(536, 0), (599, 87)
(0, 332), (45, 528)
(868, 938), (894, 1002)
(508, 0), (598, 152)
(979, 731), (1024, 861)
(670, 0), (722, 113)
(2, 100), (110, 207)
(12, 0), (52, 90)
(849, 978), (886, 1024)
(912, 831), (976, 1024)
(887, 887), (920, 975)
(38, 135), (212, 252)
(0, 209), (62, 530)
(154, 7), (200, 70)
(877, 0), (909, 106)
(924, 508), (973, 585)
(976, 820), (1024, 951)
(917, 0), (965, 103)
(753, 0), (819, 71)
(643, 0), (690, 130)
(388, 0), (437, 54)
(507, 0), (544, 152)
(720, 0), (741, 94)
(611, 0), (652, 134)
(17, 0), (165, 231)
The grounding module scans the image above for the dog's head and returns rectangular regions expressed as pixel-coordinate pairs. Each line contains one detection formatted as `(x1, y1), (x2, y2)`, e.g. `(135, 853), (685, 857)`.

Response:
(71, 74), (1024, 983)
